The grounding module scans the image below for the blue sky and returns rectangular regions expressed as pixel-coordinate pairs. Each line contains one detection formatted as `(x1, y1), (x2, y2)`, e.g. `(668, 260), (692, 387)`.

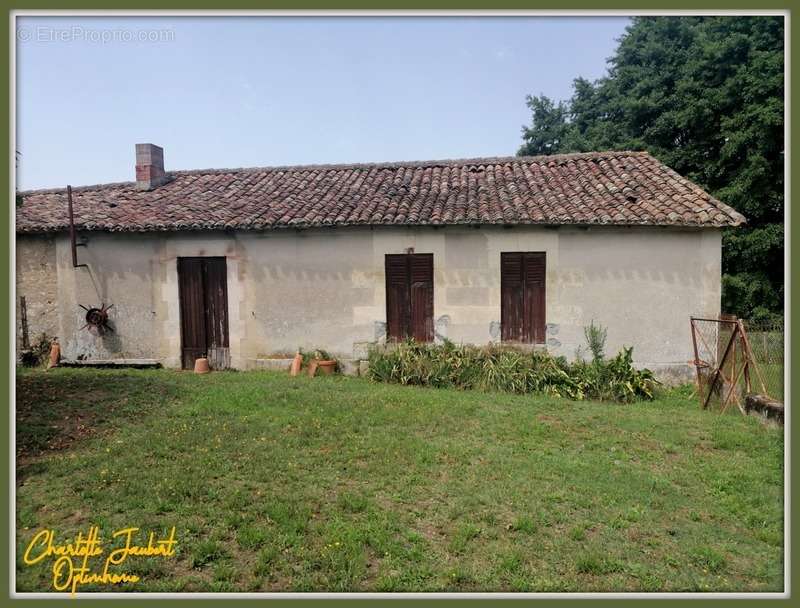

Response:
(17, 16), (629, 190)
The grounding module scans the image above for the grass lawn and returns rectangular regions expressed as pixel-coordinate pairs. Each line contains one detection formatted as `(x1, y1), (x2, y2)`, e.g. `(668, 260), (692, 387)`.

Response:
(15, 368), (783, 593)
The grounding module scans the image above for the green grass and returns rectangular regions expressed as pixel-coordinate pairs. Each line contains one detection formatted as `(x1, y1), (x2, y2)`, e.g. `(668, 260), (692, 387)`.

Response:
(15, 368), (784, 592)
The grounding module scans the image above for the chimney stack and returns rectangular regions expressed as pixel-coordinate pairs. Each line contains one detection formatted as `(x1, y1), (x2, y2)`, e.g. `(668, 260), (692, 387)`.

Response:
(135, 143), (169, 190)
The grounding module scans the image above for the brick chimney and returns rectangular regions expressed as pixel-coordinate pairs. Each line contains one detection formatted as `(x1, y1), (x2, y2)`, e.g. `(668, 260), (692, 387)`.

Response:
(135, 143), (170, 190)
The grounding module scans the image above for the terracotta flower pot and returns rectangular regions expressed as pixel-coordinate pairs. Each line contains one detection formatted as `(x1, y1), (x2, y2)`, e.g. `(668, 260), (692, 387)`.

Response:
(47, 340), (61, 369)
(290, 352), (303, 376)
(194, 357), (210, 374)
(317, 360), (337, 375)
(307, 360), (319, 377)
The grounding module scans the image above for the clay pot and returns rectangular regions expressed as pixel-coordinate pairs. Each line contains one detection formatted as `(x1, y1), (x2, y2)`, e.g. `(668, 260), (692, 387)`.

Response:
(317, 360), (337, 375)
(307, 360), (319, 377)
(290, 352), (303, 376)
(47, 340), (60, 369)
(194, 357), (210, 374)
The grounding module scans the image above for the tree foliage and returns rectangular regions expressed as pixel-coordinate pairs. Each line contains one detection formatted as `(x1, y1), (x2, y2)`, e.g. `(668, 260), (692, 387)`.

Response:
(519, 16), (784, 321)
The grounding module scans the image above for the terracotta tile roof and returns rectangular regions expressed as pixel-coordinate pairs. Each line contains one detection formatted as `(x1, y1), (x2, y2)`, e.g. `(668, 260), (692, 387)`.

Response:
(15, 151), (745, 233)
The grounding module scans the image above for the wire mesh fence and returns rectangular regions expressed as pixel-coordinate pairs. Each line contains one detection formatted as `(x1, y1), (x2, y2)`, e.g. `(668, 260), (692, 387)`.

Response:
(690, 316), (784, 412)
(742, 319), (784, 401)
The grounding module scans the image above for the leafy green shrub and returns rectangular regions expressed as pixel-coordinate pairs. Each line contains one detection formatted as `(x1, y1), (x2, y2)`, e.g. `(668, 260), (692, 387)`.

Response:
(573, 322), (657, 402)
(571, 347), (657, 403)
(367, 338), (657, 403)
(369, 340), (584, 399)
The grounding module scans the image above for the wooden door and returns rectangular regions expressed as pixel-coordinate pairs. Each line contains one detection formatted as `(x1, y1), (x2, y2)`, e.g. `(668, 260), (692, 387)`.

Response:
(501, 252), (546, 344)
(385, 253), (434, 342)
(178, 257), (230, 369)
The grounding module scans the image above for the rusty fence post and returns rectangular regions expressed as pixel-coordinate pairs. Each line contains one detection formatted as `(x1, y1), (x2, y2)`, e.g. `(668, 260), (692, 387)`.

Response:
(20, 295), (29, 350)
(690, 318), (704, 407)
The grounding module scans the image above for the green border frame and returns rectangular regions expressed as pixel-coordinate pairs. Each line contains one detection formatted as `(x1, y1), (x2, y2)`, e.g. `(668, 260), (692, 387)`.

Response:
(4, 5), (793, 607)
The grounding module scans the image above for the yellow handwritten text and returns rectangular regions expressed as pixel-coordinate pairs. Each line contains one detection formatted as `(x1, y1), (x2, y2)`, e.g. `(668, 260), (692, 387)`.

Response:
(22, 526), (177, 595)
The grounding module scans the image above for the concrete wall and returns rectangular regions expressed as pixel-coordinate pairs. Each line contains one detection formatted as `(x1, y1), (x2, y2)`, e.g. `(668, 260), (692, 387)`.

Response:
(15, 235), (59, 349)
(15, 225), (721, 381)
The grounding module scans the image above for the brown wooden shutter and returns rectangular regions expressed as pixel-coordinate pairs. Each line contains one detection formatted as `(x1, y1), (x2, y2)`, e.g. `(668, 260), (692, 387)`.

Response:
(501, 253), (524, 342)
(523, 253), (546, 344)
(385, 254), (410, 340)
(501, 252), (546, 344)
(385, 253), (434, 342)
(410, 254), (434, 342)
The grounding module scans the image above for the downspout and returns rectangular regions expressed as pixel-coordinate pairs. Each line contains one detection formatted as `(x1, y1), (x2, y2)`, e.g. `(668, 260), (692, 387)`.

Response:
(67, 185), (87, 268)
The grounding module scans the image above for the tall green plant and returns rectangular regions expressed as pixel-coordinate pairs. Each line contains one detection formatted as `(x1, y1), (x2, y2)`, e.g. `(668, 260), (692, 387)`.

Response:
(584, 321), (608, 363)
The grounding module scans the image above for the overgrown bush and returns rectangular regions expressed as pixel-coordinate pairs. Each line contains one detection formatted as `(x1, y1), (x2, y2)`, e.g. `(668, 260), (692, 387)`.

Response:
(573, 321), (656, 402)
(369, 340), (583, 399)
(571, 347), (656, 403)
(368, 335), (657, 403)
(19, 333), (53, 367)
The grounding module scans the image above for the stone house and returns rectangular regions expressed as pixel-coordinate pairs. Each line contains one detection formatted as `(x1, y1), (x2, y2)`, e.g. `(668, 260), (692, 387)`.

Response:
(15, 144), (745, 380)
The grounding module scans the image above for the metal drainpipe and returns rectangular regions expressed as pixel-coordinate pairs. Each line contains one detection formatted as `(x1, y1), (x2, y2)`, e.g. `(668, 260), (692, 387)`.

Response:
(67, 185), (86, 268)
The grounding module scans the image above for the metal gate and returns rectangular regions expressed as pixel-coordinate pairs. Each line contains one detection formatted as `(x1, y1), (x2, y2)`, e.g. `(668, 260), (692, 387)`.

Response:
(690, 316), (771, 414)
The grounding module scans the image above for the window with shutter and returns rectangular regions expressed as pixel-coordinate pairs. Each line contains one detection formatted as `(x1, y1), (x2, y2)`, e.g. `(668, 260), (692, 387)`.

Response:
(385, 253), (434, 342)
(501, 252), (546, 344)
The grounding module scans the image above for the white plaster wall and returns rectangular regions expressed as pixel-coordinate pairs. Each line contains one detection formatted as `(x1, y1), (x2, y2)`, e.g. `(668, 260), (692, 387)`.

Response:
(52, 233), (165, 361)
(15, 225), (721, 378)
(553, 227), (721, 372)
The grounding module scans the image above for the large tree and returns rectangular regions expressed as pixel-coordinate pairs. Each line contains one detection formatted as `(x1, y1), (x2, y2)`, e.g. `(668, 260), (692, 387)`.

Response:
(520, 16), (784, 322)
